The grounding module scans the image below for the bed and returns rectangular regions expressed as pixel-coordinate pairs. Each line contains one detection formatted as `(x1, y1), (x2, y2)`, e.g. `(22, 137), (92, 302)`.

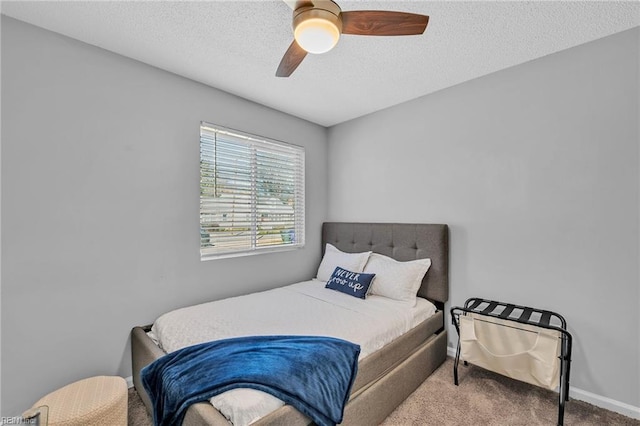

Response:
(131, 222), (449, 425)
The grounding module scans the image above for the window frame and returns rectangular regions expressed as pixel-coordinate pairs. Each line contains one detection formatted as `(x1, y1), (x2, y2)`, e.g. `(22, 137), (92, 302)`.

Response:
(200, 122), (305, 260)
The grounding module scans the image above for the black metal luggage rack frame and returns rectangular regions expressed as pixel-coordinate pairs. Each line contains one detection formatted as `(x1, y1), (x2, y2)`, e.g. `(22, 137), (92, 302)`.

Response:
(451, 298), (573, 426)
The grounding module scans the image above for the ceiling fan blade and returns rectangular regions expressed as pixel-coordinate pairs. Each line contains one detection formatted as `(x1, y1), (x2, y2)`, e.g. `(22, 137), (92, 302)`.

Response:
(276, 40), (308, 77)
(341, 11), (429, 36)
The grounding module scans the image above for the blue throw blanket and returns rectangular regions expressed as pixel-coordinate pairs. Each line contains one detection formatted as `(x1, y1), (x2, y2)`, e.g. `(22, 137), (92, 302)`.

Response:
(141, 335), (360, 426)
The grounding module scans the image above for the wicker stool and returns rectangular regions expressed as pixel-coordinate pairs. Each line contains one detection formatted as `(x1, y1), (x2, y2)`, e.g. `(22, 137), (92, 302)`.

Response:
(30, 376), (127, 426)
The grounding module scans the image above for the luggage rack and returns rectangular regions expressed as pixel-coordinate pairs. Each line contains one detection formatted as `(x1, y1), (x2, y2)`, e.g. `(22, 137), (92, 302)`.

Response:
(451, 298), (572, 426)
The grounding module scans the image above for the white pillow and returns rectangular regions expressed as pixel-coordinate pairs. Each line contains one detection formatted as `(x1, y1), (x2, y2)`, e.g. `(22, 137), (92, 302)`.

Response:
(364, 253), (431, 306)
(316, 243), (371, 282)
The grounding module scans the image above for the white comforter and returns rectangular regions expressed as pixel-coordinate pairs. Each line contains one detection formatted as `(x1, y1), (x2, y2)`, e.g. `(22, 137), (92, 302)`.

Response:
(149, 280), (436, 425)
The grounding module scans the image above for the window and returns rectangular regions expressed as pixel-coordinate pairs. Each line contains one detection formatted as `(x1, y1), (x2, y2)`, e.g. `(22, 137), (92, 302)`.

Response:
(200, 122), (305, 259)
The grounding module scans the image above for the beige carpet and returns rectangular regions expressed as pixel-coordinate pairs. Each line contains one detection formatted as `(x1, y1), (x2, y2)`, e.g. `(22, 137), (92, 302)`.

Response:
(128, 358), (639, 425)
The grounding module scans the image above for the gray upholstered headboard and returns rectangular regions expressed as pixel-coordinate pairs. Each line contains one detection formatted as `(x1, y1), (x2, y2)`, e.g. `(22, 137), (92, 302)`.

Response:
(322, 222), (449, 309)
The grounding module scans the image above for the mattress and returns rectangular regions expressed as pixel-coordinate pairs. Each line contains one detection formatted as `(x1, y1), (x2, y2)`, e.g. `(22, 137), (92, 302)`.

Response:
(148, 279), (437, 426)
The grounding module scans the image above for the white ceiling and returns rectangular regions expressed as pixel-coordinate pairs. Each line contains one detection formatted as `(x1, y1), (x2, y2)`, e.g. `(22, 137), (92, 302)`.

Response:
(2, 1), (639, 127)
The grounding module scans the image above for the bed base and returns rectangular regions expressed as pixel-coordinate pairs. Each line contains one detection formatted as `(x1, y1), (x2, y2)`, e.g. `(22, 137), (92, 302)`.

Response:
(132, 316), (447, 425)
(179, 332), (446, 426)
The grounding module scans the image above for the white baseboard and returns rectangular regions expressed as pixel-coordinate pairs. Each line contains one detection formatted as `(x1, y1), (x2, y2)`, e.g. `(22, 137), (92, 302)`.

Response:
(445, 346), (640, 420)
(447, 345), (457, 359)
(569, 387), (640, 420)
(125, 375), (134, 389)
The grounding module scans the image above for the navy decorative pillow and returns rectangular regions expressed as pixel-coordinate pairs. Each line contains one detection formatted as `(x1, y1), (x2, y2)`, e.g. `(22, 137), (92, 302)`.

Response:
(325, 267), (376, 299)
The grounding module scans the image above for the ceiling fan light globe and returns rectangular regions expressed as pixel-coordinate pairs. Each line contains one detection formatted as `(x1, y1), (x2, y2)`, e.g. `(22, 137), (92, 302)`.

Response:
(295, 18), (340, 54)
(292, 7), (342, 55)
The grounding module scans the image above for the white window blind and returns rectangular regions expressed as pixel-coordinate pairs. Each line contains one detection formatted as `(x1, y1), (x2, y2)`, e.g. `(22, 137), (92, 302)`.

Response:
(200, 122), (305, 259)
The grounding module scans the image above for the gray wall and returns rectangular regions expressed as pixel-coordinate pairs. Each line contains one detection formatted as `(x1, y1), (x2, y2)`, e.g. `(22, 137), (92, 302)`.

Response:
(1, 16), (327, 415)
(327, 28), (639, 407)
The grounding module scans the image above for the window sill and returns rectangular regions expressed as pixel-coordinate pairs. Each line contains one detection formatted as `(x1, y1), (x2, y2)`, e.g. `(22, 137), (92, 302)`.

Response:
(200, 244), (304, 261)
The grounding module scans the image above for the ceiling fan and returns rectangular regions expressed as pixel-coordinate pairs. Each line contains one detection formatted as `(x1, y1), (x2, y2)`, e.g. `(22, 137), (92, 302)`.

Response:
(276, 0), (429, 77)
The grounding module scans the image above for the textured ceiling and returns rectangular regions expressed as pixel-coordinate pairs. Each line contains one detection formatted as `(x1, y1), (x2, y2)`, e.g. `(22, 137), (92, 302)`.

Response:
(2, 1), (639, 127)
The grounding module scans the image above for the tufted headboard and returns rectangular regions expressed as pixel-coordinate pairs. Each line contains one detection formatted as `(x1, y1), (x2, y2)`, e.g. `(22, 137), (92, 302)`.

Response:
(322, 222), (449, 309)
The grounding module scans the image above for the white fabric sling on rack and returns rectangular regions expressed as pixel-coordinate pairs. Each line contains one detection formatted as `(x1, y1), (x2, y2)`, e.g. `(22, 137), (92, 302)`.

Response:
(459, 313), (561, 390)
